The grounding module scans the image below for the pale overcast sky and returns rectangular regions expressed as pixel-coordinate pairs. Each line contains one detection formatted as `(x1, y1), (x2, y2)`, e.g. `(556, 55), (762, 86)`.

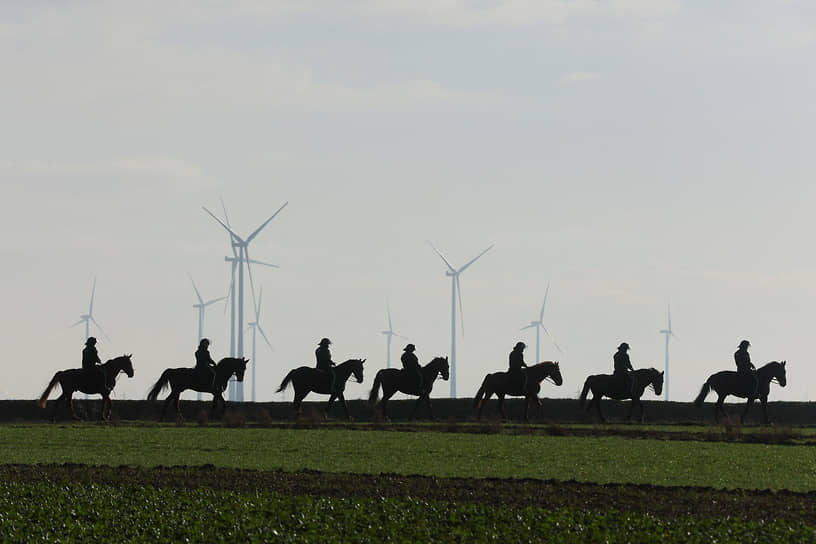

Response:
(2, 1), (815, 405)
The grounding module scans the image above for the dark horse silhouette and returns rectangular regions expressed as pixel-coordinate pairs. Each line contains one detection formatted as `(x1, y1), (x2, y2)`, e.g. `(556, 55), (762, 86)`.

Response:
(579, 368), (664, 423)
(38, 354), (135, 421)
(368, 356), (449, 420)
(693, 361), (787, 424)
(146, 357), (249, 421)
(276, 359), (365, 420)
(473, 362), (563, 421)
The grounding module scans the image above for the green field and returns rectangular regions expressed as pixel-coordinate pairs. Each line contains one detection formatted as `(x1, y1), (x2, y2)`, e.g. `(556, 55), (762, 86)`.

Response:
(2, 424), (816, 491)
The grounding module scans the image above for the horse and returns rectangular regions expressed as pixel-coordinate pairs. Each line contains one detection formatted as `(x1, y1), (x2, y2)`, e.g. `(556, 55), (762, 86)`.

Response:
(276, 359), (365, 420)
(146, 357), (249, 421)
(579, 368), (664, 423)
(38, 354), (135, 421)
(368, 356), (449, 420)
(693, 360), (787, 424)
(473, 361), (563, 421)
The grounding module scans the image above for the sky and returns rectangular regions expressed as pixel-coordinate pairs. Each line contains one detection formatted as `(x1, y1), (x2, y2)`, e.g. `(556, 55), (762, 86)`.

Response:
(2, 1), (815, 404)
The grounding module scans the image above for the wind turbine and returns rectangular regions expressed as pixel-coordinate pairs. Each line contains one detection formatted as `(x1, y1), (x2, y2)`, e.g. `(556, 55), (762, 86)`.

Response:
(659, 303), (677, 401)
(519, 283), (563, 363)
(70, 276), (110, 343)
(246, 286), (273, 403)
(190, 275), (227, 400)
(428, 241), (494, 398)
(381, 303), (408, 369)
(70, 276), (110, 399)
(203, 200), (287, 401)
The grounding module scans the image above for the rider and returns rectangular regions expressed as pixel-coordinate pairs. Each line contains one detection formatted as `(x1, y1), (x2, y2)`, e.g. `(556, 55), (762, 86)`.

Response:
(508, 341), (528, 395)
(734, 339), (758, 396)
(613, 342), (635, 395)
(82, 337), (107, 388)
(195, 338), (217, 389)
(401, 344), (423, 392)
(315, 338), (336, 392)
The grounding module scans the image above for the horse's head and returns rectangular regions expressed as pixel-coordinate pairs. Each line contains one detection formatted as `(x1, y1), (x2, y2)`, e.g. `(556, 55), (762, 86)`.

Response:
(771, 360), (787, 387)
(349, 358), (365, 384)
(218, 357), (249, 382)
(652, 369), (665, 396)
(107, 354), (134, 378)
(428, 356), (449, 381)
(548, 361), (563, 386)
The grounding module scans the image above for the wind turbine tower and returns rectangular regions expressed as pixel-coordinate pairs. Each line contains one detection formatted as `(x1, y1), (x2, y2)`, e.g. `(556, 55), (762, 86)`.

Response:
(428, 241), (494, 398)
(659, 304), (676, 401)
(203, 201), (287, 401)
(190, 275), (227, 400)
(381, 303), (407, 369)
(519, 283), (562, 363)
(247, 286), (273, 402)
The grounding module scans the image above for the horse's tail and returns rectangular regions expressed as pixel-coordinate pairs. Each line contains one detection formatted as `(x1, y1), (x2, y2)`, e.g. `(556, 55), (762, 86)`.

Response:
(579, 376), (593, 408)
(368, 370), (384, 406)
(693, 379), (711, 408)
(276, 369), (295, 393)
(38, 372), (61, 409)
(473, 377), (489, 409)
(146, 370), (172, 401)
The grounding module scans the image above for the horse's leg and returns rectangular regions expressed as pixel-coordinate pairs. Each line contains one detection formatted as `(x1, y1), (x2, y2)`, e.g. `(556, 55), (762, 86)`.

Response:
(68, 394), (80, 421)
(498, 394), (507, 420)
(595, 397), (605, 423)
(338, 393), (352, 421)
(293, 389), (307, 417)
(100, 394), (109, 421)
(160, 394), (173, 421)
(741, 397), (755, 425)
(524, 396), (531, 423)
(761, 396), (770, 424)
(715, 394), (725, 423)
(425, 396), (436, 421)
(50, 392), (65, 422)
(409, 395), (424, 419)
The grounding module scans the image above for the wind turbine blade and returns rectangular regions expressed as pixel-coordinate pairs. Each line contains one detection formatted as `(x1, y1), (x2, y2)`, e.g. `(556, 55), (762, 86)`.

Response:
(189, 275), (204, 304)
(203, 296), (227, 307)
(457, 244), (494, 274)
(456, 275), (465, 337)
(220, 196), (233, 228)
(70, 318), (86, 328)
(88, 276), (97, 314)
(257, 324), (274, 350)
(539, 282), (550, 321)
(520, 324), (536, 331)
(394, 332), (410, 340)
(244, 247), (259, 318)
(667, 304), (672, 332)
(90, 316), (111, 341)
(387, 302), (393, 331)
(542, 327), (564, 354)
(202, 206), (245, 243)
(256, 286), (264, 320)
(427, 241), (456, 273)
(247, 259), (279, 268)
(246, 201), (288, 243)
(223, 278), (233, 315)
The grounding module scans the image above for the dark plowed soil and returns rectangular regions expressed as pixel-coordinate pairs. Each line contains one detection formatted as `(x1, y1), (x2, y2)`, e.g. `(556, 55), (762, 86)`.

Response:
(4, 464), (814, 522)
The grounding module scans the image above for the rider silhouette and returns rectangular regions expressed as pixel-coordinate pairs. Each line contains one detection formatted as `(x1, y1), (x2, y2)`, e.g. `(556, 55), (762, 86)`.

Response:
(401, 344), (423, 392)
(614, 342), (635, 395)
(82, 337), (108, 388)
(508, 341), (528, 395)
(195, 338), (217, 390)
(734, 339), (758, 396)
(315, 338), (337, 392)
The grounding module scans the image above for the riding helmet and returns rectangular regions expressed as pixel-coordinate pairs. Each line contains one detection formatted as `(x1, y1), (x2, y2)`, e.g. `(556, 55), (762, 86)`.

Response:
(319, 338), (332, 346)
(618, 342), (630, 351)
(404, 344), (416, 352)
(86, 337), (97, 346)
(739, 340), (750, 349)
(514, 342), (526, 350)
